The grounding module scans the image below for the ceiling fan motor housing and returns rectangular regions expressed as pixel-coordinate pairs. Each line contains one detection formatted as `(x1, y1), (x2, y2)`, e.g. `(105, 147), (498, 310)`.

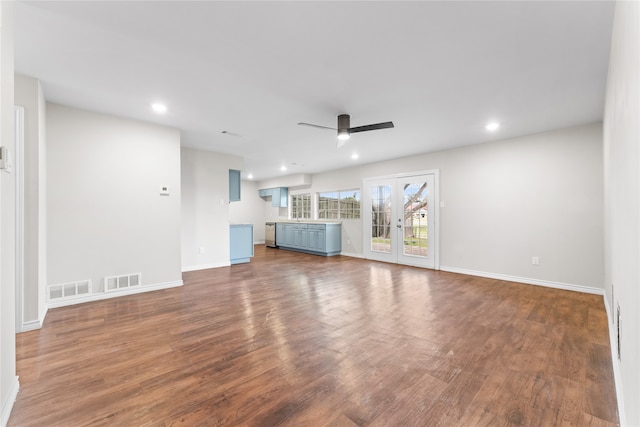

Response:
(338, 114), (350, 132)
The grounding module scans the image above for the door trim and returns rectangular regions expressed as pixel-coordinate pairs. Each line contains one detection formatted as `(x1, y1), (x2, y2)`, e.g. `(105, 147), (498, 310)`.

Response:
(362, 170), (440, 269)
(15, 106), (24, 332)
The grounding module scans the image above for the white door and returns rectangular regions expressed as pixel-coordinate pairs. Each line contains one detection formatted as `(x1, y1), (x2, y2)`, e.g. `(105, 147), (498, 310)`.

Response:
(364, 172), (438, 269)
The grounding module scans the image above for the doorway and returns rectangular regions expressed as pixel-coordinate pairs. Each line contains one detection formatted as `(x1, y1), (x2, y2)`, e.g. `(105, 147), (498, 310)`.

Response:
(15, 106), (24, 332)
(363, 171), (439, 269)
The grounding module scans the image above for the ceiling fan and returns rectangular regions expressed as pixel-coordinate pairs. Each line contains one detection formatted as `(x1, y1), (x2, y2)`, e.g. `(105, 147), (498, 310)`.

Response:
(298, 114), (394, 148)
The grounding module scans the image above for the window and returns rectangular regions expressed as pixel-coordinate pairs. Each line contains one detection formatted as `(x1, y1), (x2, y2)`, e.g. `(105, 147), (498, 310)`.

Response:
(291, 193), (311, 219)
(318, 190), (360, 219)
(318, 192), (339, 219)
(340, 191), (361, 219)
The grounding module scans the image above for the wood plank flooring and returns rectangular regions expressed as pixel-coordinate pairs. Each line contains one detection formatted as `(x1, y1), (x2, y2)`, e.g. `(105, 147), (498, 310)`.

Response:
(9, 245), (619, 426)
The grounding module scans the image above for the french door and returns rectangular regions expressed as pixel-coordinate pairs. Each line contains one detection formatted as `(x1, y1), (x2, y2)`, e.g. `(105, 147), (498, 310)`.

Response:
(363, 171), (438, 269)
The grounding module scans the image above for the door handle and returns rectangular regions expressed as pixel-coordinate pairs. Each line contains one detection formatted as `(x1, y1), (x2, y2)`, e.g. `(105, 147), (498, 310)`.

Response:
(397, 224), (402, 228)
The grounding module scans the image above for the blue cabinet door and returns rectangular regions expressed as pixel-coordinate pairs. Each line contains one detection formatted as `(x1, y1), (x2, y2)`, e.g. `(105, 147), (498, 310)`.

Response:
(229, 169), (241, 202)
(315, 231), (326, 252)
(324, 224), (341, 255)
(271, 188), (280, 206)
(276, 222), (294, 246)
(260, 187), (289, 207)
(276, 223), (284, 245)
(278, 188), (288, 207)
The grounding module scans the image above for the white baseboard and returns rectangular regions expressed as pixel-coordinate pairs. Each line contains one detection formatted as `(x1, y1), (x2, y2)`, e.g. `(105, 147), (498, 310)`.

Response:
(18, 304), (48, 332)
(0, 376), (19, 427)
(39, 304), (48, 328)
(603, 293), (626, 427)
(182, 262), (230, 272)
(439, 266), (604, 295)
(254, 240), (265, 245)
(340, 252), (364, 259)
(47, 280), (183, 309)
(21, 319), (42, 332)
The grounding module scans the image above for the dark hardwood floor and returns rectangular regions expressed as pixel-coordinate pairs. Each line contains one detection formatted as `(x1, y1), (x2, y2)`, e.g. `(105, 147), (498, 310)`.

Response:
(10, 245), (618, 426)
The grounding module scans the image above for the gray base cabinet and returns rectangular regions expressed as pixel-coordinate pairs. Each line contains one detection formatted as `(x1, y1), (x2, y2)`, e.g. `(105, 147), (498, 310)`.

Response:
(276, 223), (341, 256)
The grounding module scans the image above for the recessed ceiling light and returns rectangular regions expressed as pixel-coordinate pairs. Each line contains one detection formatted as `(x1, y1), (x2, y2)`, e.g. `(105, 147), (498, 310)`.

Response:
(351, 153), (359, 160)
(247, 173), (253, 180)
(485, 121), (500, 131)
(151, 103), (167, 114)
(280, 165), (287, 172)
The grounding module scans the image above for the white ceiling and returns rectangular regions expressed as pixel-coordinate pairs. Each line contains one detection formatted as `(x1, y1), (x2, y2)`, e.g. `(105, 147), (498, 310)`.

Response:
(14, 1), (615, 181)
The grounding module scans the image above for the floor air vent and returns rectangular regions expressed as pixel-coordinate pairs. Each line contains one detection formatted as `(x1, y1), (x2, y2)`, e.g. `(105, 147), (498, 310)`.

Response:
(48, 280), (91, 301)
(104, 273), (142, 293)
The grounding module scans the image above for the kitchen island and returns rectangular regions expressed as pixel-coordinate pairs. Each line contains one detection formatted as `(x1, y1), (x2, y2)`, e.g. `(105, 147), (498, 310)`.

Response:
(275, 221), (341, 256)
(230, 224), (254, 264)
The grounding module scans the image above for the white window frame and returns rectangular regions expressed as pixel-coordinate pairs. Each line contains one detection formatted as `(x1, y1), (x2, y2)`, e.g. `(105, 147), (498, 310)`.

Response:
(317, 189), (361, 220)
(290, 193), (312, 219)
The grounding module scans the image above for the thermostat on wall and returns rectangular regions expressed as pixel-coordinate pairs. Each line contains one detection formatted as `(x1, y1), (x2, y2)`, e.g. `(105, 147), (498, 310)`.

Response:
(0, 146), (12, 173)
(160, 186), (170, 196)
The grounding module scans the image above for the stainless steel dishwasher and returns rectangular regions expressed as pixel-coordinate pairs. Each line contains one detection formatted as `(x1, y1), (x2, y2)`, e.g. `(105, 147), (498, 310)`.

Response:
(265, 222), (277, 247)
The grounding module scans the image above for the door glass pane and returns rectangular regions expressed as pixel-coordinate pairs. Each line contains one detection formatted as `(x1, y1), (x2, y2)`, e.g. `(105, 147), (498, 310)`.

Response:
(370, 185), (392, 253)
(402, 182), (428, 257)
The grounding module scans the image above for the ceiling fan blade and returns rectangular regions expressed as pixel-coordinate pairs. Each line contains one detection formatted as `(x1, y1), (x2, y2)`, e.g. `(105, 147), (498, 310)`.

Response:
(297, 122), (336, 131)
(336, 138), (348, 149)
(349, 121), (395, 134)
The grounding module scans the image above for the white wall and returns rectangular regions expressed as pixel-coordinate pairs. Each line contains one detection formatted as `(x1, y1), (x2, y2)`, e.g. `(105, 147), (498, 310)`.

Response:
(181, 147), (243, 271)
(263, 201), (287, 224)
(0, 2), (18, 426)
(273, 123), (604, 291)
(603, 1), (640, 425)
(14, 74), (46, 329)
(229, 179), (266, 243)
(47, 104), (182, 300)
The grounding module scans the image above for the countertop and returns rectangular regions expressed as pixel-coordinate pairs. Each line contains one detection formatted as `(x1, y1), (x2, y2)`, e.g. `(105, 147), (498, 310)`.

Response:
(273, 220), (342, 225)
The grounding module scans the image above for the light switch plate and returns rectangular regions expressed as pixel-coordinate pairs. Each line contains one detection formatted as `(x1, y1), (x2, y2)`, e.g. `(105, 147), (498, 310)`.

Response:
(0, 146), (7, 169)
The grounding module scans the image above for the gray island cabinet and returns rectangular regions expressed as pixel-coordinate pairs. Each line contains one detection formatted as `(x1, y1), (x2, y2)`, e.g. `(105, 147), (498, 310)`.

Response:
(275, 222), (341, 256)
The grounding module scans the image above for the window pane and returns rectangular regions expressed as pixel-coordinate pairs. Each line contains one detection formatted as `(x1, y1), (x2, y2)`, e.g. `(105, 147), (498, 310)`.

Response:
(291, 193), (311, 219)
(318, 189), (361, 220)
(318, 191), (339, 219)
(402, 181), (428, 257)
(370, 185), (391, 253)
(339, 190), (360, 219)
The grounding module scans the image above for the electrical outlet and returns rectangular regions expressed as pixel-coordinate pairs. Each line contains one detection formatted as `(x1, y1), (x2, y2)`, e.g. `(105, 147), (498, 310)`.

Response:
(198, 247), (205, 254)
(532, 256), (540, 266)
